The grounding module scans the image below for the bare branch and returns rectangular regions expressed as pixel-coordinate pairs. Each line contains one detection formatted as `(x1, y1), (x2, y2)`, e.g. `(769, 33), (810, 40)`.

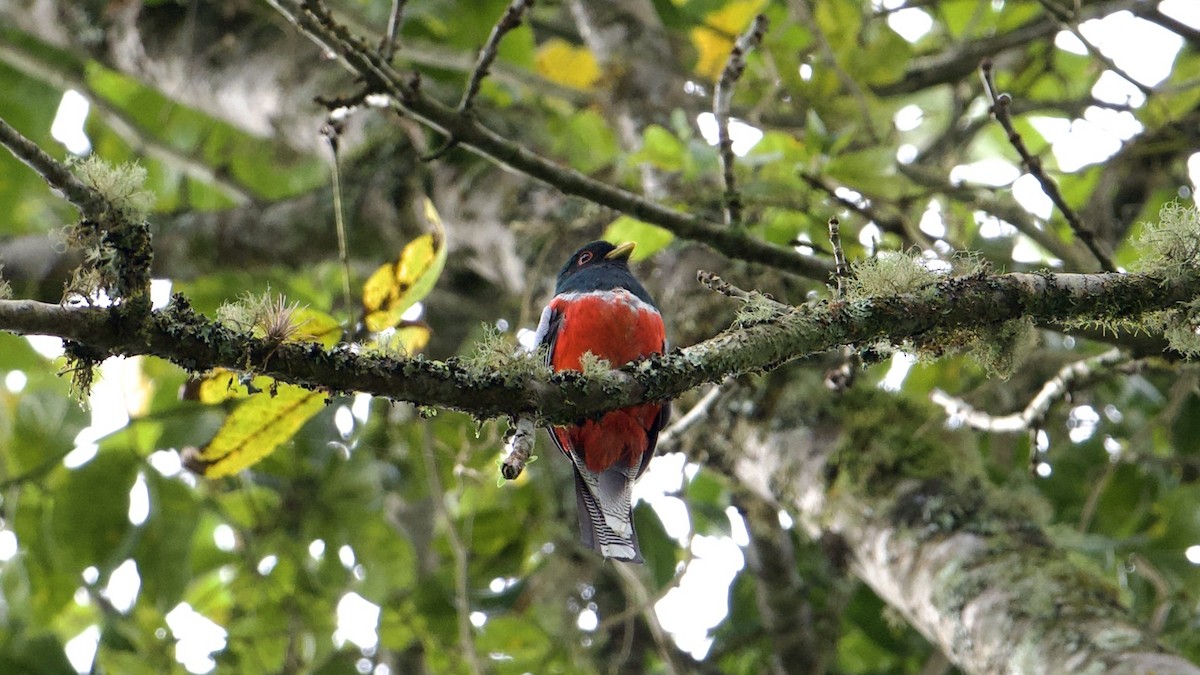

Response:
(1035, 0), (1153, 98)
(800, 172), (937, 251)
(612, 564), (687, 675)
(930, 348), (1127, 433)
(980, 59), (1116, 272)
(420, 422), (482, 675)
(714, 13), (767, 226)
(0, 118), (108, 221)
(828, 217), (848, 296)
(381, 0), (410, 60)
(321, 119), (355, 316)
(657, 382), (727, 450)
(870, 0), (1140, 97)
(460, 0), (535, 112)
(697, 269), (757, 301)
(267, 0), (833, 280)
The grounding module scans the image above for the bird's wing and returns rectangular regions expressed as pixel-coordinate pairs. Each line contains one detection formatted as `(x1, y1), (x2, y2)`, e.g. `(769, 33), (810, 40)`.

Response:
(532, 303), (560, 367)
(534, 303), (572, 459)
(637, 401), (670, 480)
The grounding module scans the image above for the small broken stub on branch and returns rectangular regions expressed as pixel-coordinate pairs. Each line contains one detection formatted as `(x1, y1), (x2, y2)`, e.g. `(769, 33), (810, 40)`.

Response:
(499, 416), (537, 482)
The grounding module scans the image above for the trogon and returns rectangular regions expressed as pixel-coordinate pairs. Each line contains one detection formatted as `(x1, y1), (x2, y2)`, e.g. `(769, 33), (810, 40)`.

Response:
(534, 241), (669, 563)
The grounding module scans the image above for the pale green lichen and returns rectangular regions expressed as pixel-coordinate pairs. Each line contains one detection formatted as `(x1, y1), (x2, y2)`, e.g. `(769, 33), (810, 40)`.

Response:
(0, 265), (10, 300)
(71, 156), (155, 221)
(733, 292), (790, 328)
(842, 249), (940, 301)
(949, 250), (988, 276)
(1163, 300), (1200, 357)
(1133, 201), (1200, 280)
(577, 351), (611, 378)
(460, 323), (549, 384)
(967, 317), (1038, 378)
(1129, 202), (1200, 355)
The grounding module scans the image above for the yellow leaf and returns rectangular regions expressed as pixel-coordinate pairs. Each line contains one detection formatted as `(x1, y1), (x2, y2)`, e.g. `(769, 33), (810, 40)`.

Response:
(535, 39), (601, 91)
(691, 0), (767, 81)
(362, 198), (448, 333)
(189, 368), (273, 404)
(390, 324), (431, 355)
(290, 307), (343, 348)
(196, 384), (328, 478)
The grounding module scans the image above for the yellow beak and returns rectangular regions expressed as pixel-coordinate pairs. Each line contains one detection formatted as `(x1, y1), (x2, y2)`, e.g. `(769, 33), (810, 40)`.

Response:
(605, 241), (636, 260)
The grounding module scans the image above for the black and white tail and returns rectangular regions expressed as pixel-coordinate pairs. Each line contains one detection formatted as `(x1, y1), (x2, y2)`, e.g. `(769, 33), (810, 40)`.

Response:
(571, 457), (642, 563)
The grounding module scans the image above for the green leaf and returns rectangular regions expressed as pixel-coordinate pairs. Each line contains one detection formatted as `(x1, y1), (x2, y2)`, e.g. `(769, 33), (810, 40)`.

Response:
(134, 473), (202, 611)
(632, 125), (687, 172)
(634, 503), (678, 588)
(8, 389), (84, 479)
(195, 384), (328, 478)
(602, 216), (674, 261)
(0, 633), (76, 675)
(50, 449), (139, 572)
(475, 616), (551, 668)
(548, 109), (619, 174)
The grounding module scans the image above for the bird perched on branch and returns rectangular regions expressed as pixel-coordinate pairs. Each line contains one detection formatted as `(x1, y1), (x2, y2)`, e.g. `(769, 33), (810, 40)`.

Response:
(534, 241), (669, 563)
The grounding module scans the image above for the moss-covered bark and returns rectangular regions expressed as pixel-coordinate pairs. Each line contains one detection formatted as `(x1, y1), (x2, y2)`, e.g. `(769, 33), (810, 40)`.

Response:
(732, 389), (1199, 674)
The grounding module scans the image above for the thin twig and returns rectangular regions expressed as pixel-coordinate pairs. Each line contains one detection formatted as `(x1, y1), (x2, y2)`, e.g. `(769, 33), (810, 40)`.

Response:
(657, 381), (727, 450)
(895, 164), (1087, 267)
(1128, 553), (1174, 635)
(426, 0), (535, 161)
(612, 564), (687, 675)
(596, 541), (696, 633)
(801, 172), (937, 251)
(321, 119), (355, 317)
(460, 0), (535, 112)
(1144, 5), (1200, 45)
(421, 422), (482, 675)
(1078, 454), (1117, 532)
(714, 13), (768, 226)
(930, 348), (1126, 433)
(696, 270), (754, 300)
(1034, 0), (1153, 98)
(1062, 26), (1152, 99)
(979, 59), (1116, 272)
(0, 117), (108, 221)
(380, 0), (410, 60)
(828, 217), (848, 297)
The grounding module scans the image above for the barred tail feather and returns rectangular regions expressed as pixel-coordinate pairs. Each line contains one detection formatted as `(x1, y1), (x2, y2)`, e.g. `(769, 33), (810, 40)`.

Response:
(573, 469), (641, 563)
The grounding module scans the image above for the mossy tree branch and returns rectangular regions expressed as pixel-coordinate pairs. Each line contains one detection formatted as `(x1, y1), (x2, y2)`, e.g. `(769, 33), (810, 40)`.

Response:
(0, 268), (1196, 424)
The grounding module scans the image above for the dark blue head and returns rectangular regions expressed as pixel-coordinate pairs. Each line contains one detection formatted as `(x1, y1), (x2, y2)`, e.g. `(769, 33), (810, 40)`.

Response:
(555, 241), (656, 306)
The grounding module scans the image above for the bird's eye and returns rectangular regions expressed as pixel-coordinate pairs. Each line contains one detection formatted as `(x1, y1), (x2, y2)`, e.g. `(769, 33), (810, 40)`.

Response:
(577, 251), (593, 265)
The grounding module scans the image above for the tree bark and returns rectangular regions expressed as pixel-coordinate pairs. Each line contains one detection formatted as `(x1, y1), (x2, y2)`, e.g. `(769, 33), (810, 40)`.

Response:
(730, 391), (1200, 674)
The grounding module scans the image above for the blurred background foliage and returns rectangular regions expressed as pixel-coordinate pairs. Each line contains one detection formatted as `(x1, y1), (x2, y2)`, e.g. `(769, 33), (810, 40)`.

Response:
(0, 0), (1199, 673)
